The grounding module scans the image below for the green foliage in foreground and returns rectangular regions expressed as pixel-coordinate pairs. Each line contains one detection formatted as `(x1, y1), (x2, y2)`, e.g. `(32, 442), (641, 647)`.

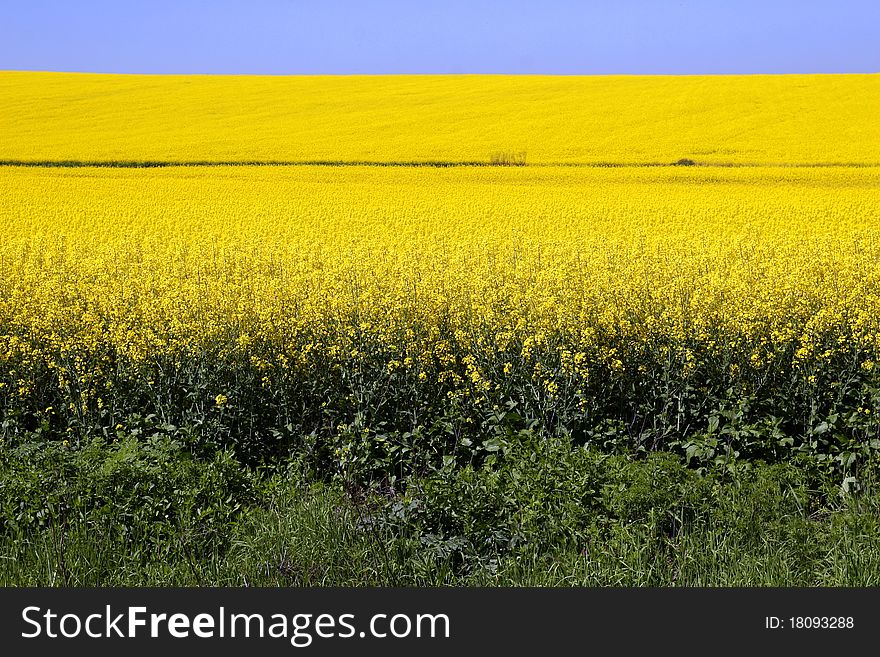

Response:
(1, 432), (879, 586)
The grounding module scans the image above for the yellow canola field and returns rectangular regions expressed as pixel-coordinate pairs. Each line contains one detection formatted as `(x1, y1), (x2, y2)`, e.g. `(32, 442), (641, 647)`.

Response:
(2, 165), (880, 410)
(2, 72), (879, 165)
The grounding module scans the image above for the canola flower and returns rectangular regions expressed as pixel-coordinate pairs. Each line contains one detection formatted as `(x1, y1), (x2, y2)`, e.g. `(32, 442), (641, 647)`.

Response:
(1, 72), (880, 470)
(1, 72), (879, 165)
(1, 164), (880, 461)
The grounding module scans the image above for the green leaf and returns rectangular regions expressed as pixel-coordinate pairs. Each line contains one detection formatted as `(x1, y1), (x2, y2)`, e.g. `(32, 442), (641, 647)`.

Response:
(708, 415), (719, 434)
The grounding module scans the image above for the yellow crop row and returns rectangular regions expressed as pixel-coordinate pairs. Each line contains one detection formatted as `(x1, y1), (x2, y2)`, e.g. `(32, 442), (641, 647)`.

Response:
(2, 166), (879, 400)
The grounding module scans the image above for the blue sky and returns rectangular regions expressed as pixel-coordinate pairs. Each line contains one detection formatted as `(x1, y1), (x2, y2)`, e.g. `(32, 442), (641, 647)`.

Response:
(2, 0), (878, 75)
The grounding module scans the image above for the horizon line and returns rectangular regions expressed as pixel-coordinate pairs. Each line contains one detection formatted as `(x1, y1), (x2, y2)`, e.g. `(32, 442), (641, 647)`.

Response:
(2, 69), (878, 78)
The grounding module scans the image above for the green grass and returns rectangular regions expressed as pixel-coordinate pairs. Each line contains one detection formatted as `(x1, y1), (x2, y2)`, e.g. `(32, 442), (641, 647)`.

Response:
(1, 432), (878, 586)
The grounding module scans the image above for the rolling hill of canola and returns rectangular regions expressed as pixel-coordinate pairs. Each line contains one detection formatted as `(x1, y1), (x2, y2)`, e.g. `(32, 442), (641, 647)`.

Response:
(1, 71), (879, 165)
